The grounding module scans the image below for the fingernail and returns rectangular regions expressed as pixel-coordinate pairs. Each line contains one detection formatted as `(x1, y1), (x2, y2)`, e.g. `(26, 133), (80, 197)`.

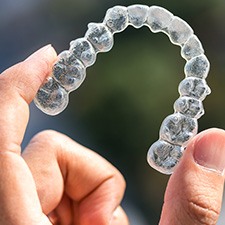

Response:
(26, 44), (56, 61)
(194, 129), (225, 173)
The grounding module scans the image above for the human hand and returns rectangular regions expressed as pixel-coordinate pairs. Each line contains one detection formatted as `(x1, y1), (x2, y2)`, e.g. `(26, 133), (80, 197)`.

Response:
(160, 128), (225, 225)
(0, 45), (127, 225)
(0, 45), (225, 225)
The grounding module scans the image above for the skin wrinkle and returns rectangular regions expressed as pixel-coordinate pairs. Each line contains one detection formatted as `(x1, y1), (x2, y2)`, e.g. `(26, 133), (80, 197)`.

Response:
(23, 134), (64, 214)
(187, 201), (219, 225)
(77, 175), (115, 214)
(63, 144), (126, 224)
(160, 129), (225, 225)
(78, 176), (122, 225)
(0, 142), (22, 155)
(54, 193), (73, 225)
(14, 60), (50, 104)
(0, 153), (45, 225)
(28, 138), (64, 213)
(61, 142), (124, 202)
(183, 172), (221, 224)
(2, 45), (225, 224)
(23, 130), (127, 224)
(162, 176), (221, 225)
(71, 156), (125, 224)
(66, 155), (126, 202)
(1, 46), (57, 105)
(0, 66), (34, 153)
(57, 142), (69, 187)
(15, 79), (36, 104)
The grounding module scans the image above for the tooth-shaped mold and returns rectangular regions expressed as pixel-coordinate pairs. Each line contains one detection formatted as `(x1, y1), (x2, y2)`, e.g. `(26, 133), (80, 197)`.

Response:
(34, 77), (69, 116)
(159, 113), (198, 146)
(167, 16), (194, 46)
(69, 38), (96, 67)
(147, 6), (174, 33)
(53, 50), (86, 92)
(34, 5), (211, 175)
(184, 54), (210, 79)
(181, 35), (204, 60)
(127, 4), (149, 28)
(103, 6), (129, 33)
(147, 140), (184, 174)
(85, 23), (114, 53)
(174, 96), (204, 119)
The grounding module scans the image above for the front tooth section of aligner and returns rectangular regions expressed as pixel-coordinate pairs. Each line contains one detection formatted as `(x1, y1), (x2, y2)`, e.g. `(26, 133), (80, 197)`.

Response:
(53, 50), (86, 92)
(174, 96), (204, 119)
(85, 23), (114, 53)
(34, 77), (69, 116)
(179, 77), (211, 101)
(127, 4), (149, 28)
(184, 54), (210, 79)
(147, 6), (174, 33)
(159, 113), (198, 146)
(181, 35), (204, 60)
(167, 16), (194, 46)
(147, 139), (184, 174)
(103, 6), (129, 33)
(69, 38), (96, 67)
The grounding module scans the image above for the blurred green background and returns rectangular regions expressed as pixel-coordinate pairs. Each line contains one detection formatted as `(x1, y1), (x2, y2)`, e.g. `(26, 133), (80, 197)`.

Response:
(1, 0), (225, 224)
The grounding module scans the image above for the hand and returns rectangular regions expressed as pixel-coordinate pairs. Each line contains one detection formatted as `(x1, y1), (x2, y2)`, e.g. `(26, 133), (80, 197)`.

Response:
(160, 128), (225, 225)
(0, 45), (127, 225)
(0, 45), (225, 225)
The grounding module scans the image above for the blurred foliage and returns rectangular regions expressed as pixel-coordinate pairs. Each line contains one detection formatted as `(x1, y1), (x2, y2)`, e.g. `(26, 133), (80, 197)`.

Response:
(1, 0), (225, 223)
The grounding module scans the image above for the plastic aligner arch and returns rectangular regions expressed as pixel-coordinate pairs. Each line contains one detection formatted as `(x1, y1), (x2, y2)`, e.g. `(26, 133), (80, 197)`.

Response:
(34, 5), (211, 175)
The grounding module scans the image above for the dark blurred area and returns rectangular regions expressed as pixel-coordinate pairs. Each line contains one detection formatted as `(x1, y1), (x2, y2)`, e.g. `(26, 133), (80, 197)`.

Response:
(1, 0), (225, 224)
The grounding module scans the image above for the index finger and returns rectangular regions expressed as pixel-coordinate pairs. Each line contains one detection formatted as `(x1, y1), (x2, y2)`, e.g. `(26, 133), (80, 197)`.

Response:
(0, 45), (57, 154)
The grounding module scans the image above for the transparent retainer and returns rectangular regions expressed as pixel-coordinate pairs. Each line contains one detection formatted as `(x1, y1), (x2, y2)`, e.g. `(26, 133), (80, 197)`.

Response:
(34, 5), (211, 175)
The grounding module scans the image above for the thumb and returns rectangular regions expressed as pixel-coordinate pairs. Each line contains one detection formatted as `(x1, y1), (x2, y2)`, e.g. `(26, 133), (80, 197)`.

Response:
(0, 45), (57, 153)
(160, 128), (225, 225)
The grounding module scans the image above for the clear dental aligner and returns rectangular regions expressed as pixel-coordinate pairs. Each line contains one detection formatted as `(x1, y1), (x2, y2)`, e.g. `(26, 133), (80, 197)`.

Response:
(34, 5), (211, 175)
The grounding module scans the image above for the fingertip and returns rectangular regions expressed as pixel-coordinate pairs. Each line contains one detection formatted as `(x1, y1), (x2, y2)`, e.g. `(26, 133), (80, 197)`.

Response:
(24, 44), (58, 88)
(190, 128), (225, 174)
(8, 44), (58, 103)
(26, 44), (57, 63)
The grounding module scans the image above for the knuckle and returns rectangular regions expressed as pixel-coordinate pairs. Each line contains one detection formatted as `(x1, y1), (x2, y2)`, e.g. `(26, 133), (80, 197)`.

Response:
(115, 169), (126, 192)
(103, 160), (126, 189)
(0, 72), (12, 92)
(30, 129), (62, 148)
(107, 167), (126, 200)
(187, 195), (220, 225)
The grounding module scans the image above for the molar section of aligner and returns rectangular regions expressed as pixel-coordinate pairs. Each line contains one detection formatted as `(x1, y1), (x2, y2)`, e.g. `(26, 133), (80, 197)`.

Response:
(146, 6), (174, 33)
(178, 77), (211, 101)
(184, 54), (210, 79)
(34, 77), (69, 116)
(69, 37), (96, 67)
(174, 96), (204, 119)
(52, 50), (86, 92)
(147, 139), (185, 174)
(127, 4), (149, 28)
(167, 16), (194, 46)
(181, 35), (204, 60)
(159, 113), (198, 146)
(103, 6), (129, 33)
(85, 23), (114, 53)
